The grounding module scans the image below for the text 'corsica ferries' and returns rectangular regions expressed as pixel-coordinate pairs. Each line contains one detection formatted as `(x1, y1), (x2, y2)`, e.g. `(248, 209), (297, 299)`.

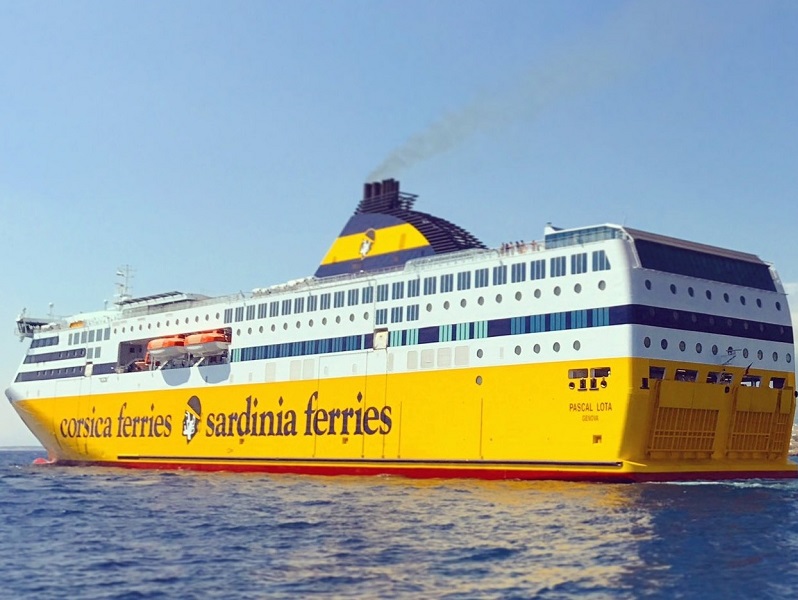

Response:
(7, 180), (797, 481)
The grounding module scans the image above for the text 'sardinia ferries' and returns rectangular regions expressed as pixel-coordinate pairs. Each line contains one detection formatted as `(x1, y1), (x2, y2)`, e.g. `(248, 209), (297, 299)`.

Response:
(7, 179), (797, 481)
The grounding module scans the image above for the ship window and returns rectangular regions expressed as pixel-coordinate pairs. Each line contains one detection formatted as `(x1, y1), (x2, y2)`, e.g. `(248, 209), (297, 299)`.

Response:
(530, 259), (546, 280)
(675, 369), (698, 382)
(333, 291), (345, 308)
(88, 330), (95, 343)
(294, 297), (305, 314)
(457, 271), (471, 290)
(719, 372), (733, 384)
(423, 277), (437, 295)
(392, 282), (404, 300)
(571, 253), (587, 275)
(592, 367), (611, 378)
(592, 250), (611, 271)
(474, 268), (489, 288)
(347, 289), (359, 306)
(87, 348), (94, 359)
(362, 286), (373, 303)
(407, 304), (420, 321)
(492, 265), (507, 285)
(376, 285), (389, 302)
(234, 306), (244, 322)
(511, 262), (526, 283)
(407, 279), (420, 298)
(104, 328), (111, 340)
(269, 301), (279, 317)
(770, 377), (786, 389)
(246, 305), (256, 320)
(391, 306), (403, 323)
(440, 274), (454, 293)
(307, 295), (318, 312)
(320, 293), (331, 310)
(81, 331), (88, 343)
(550, 256), (566, 278)
(649, 366), (666, 380)
(568, 368), (588, 379)
(375, 309), (388, 325)
(741, 375), (761, 387)
(279, 299), (290, 315)
(257, 303), (267, 318)
(95, 347), (101, 359)
(224, 308), (233, 324)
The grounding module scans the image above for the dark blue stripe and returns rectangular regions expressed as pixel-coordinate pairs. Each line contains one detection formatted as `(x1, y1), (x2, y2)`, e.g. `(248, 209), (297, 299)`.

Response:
(338, 213), (406, 236)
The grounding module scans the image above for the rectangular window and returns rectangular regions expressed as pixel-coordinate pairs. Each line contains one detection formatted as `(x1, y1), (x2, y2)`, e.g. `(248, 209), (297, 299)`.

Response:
(281, 299), (292, 315)
(320, 293), (331, 310)
(440, 274), (454, 293)
(376, 308), (388, 325)
(675, 369), (698, 382)
(492, 265), (507, 285)
(511, 262), (526, 283)
(407, 279), (420, 298)
(423, 276), (437, 295)
(457, 270), (471, 290)
(390, 281), (403, 300)
(246, 305), (256, 320)
(235, 306), (245, 322)
(294, 297), (305, 314)
(530, 259), (546, 280)
(307, 295), (318, 312)
(224, 308), (234, 324)
(88, 330), (95, 343)
(571, 253), (587, 274)
(104, 328), (111, 340)
(269, 301), (279, 317)
(391, 306), (403, 323)
(592, 250), (611, 271)
(347, 289), (359, 306)
(334, 291), (345, 308)
(407, 304), (420, 321)
(81, 330), (88, 344)
(475, 268), (489, 288)
(550, 256), (566, 277)
(258, 303), (268, 319)
(377, 284), (389, 302)
(362, 286), (373, 304)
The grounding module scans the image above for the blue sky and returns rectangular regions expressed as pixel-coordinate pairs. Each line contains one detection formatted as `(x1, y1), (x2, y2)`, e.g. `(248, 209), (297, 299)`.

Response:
(2, 0), (798, 445)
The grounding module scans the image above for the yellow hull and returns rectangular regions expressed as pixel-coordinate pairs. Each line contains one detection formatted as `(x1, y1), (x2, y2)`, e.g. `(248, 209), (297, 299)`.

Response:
(13, 357), (797, 481)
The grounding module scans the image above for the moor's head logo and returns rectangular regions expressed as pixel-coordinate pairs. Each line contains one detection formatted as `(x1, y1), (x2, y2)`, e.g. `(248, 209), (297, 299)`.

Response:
(182, 395), (202, 443)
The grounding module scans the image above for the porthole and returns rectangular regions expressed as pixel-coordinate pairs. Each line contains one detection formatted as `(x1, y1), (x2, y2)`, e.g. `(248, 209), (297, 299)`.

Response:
(688, 287), (694, 297)
(236, 329), (241, 336)
(644, 336), (651, 348)
(756, 298), (762, 308)
(157, 322), (160, 328)
(670, 284), (677, 294)
(195, 316), (199, 323)
(706, 290), (712, 300)
(723, 293), (729, 303)
(283, 323), (288, 330)
(148, 323), (151, 330)
(757, 349), (763, 360)
(712, 345), (718, 355)
(335, 316), (341, 324)
(215, 313), (220, 319)
(679, 341), (686, 351)
(727, 346), (733, 355)
(478, 297), (484, 305)
(534, 289), (541, 299)
(308, 319), (314, 327)
(139, 325), (142, 331)
(495, 294), (503, 303)
(477, 349), (484, 358)
(787, 353), (792, 364)
(460, 299), (467, 308)
(205, 314), (210, 321)
(247, 327), (252, 334)
(349, 314), (355, 322)
(645, 279), (652, 290)
(553, 286), (561, 296)
(296, 321), (302, 328)
(573, 340), (581, 351)
(270, 325), (276, 332)
(166, 320), (170, 326)
(553, 342), (560, 352)
(113, 328), (117, 334)
(533, 344), (541, 354)
(743, 348), (749, 359)
(476, 376), (483, 385)
(363, 312), (369, 320)
(695, 342), (702, 353)
(515, 291), (523, 301)
(773, 352), (779, 362)
(259, 326), (264, 333)
(426, 304), (432, 312)
(122, 327), (126, 333)
(185, 318), (189, 324)
(740, 296), (746, 306)
(598, 280), (606, 291)
(514, 345), (522, 355)
(776, 301), (782, 311)
(661, 339), (668, 350)
(444, 301), (450, 310)
(322, 318), (328, 325)
(574, 283), (581, 294)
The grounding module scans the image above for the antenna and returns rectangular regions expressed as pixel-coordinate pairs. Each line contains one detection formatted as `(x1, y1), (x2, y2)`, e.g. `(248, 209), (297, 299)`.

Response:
(115, 265), (134, 304)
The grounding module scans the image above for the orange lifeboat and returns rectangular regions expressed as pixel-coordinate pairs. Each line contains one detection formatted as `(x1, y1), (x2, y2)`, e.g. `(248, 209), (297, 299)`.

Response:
(147, 336), (187, 360)
(185, 330), (230, 357)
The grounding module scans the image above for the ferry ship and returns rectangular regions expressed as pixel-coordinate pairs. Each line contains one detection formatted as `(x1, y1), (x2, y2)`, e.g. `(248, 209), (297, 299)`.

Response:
(6, 179), (797, 481)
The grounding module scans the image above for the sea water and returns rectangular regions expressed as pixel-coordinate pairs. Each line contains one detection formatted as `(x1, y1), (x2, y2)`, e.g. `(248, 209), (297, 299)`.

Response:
(2, 449), (797, 599)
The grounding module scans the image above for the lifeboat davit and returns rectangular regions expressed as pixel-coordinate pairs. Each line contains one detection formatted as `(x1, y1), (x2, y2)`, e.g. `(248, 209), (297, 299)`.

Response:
(147, 336), (187, 360)
(185, 330), (230, 357)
